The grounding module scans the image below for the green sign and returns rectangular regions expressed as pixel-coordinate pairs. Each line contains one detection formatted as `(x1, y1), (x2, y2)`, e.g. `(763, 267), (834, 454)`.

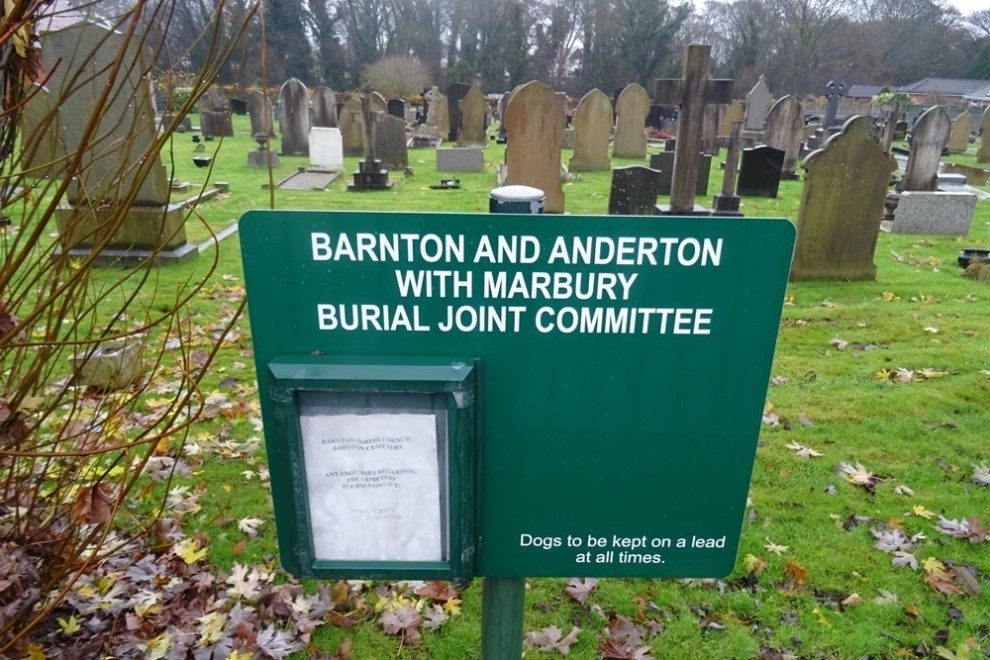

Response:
(240, 210), (794, 579)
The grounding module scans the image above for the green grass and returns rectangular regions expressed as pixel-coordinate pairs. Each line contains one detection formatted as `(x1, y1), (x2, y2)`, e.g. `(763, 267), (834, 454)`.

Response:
(15, 115), (990, 658)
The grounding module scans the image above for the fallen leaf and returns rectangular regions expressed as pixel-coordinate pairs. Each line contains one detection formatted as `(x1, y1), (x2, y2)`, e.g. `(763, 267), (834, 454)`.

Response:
(380, 603), (423, 642)
(525, 625), (581, 655)
(564, 577), (599, 604)
(972, 464), (989, 487)
(764, 537), (788, 555)
(237, 517), (265, 537)
(173, 537), (209, 564)
(895, 485), (915, 496)
(912, 505), (935, 519)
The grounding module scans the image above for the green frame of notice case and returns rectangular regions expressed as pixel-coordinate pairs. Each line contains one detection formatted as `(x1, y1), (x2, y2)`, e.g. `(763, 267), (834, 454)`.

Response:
(266, 355), (478, 579)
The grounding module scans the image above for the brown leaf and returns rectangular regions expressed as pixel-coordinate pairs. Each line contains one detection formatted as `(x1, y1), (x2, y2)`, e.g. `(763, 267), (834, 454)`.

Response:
(783, 560), (808, 586)
(415, 580), (458, 602)
(72, 484), (114, 525)
(564, 577), (599, 604)
(230, 540), (248, 556)
(924, 571), (964, 596)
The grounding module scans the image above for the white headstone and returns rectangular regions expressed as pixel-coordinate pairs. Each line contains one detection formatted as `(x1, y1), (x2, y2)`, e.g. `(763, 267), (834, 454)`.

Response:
(310, 127), (344, 171)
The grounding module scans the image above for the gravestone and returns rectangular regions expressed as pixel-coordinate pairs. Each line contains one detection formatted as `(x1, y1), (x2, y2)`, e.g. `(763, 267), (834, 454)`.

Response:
(650, 151), (711, 196)
(387, 99), (405, 120)
(248, 91), (275, 137)
(892, 191), (977, 235)
(712, 121), (743, 216)
(369, 92), (388, 116)
(20, 84), (63, 178)
(943, 162), (990, 186)
(504, 81), (564, 213)
(822, 80), (845, 129)
(979, 108), (990, 163)
(646, 105), (664, 130)
(737, 146), (784, 197)
(719, 100), (745, 136)
(702, 103), (720, 155)
(437, 147), (483, 172)
(247, 134), (280, 168)
(374, 115), (409, 169)
(424, 87), (450, 139)
(312, 87), (338, 128)
(744, 76), (771, 131)
(310, 127), (344, 170)
(339, 97), (364, 156)
(496, 93), (510, 143)
(898, 106), (949, 192)
(654, 44), (733, 213)
(279, 78), (311, 156)
(608, 166), (662, 215)
(561, 128), (575, 150)
(43, 13), (192, 262)
(894, 120), (908, 140)
(446, 83), (472, 143)
(947, 111), (973, 155)
(348, 96), (391, 191)
(880, 102), (902, 154)
(612, 83), (650, 159)
(568, 89), (613, 172)
(791, 117), (896, 281)
(763, 95), (803, 178)
(200, 88), (233, 138)
(456, 83), (487, 147)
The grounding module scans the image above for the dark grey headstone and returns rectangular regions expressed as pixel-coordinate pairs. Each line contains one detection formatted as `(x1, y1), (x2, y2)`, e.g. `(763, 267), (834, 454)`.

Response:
(650, 151), (711, 196)
(374, 115), (409, 169)
(646, 105), (664, 129)
(737, 146), (784, 198)
(387, 99), (405, 120)
(446, 83), (471, 142)
(200, 110), (233, 138)
(279, 78), (311, 155)
(608, 166), (662, 215)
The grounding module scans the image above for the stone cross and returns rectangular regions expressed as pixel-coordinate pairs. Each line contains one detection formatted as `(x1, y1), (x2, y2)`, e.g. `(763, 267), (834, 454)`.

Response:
(654, 45), (733, 213)
(823, 80), (845, 129)
(359, 95), (381, 164)
(881, 101), (901, 154)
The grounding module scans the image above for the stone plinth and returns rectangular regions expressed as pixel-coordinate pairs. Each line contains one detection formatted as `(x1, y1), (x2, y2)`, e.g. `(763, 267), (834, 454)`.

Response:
(892, 191), (977, 235)
(437, 147), (483, 172)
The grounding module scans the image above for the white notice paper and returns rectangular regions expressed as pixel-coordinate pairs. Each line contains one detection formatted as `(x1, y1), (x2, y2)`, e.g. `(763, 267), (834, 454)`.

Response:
(300, 412), (443, 562)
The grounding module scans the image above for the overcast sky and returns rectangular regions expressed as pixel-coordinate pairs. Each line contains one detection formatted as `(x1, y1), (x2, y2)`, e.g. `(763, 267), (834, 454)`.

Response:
(947, 0), (983, 15)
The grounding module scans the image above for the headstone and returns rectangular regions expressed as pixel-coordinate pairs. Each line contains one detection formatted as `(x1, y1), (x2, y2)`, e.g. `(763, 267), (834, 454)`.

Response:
(200, 88), (233, 138)
(312, 87), (338, 128)
(650, 151), (711, 196)
(44, 13), (191, 261)
(898, 106), (949, 192)
(405, 108), (418, 124)
(20, 84), (63, 178)
(646, 105), (664, 130)
(822, 80), (845, 129)
(893, 120), (908, 141)
(561, 128), (575, 150)
(943, 162), (990, 186)
(369, 92), (388, 116)
(446, 82), (471, 142)
(248, 90), (275, 137)
(424, 87), (450, 138)
(737, 146), (784, 197)
(387, 99), (405, 120)
(310, 127), (344, 170)
(790, 117), (896, 281)
(744, 76), (771, 131)
(881, 102), (902, 154)
(437, 147), (483, 172)
(702, 103), (720, 155)
(978, 107), (990, 164)
(763, 95), (803, 178)
(946, 112), (973, 155)
(339, 97), (364, 156)
(456, 83), (487, 147)
(654, 45), (733, 213)
(503, 81), (564, 213)
(712, 121), (743, 216)
(496, 93), (510, 143)
(608, 166), (662, 215)
(719, 100), (745, 136)
(568, 89), (613, 172)
(892, 191), (977, 235)
(612, 83), (650, 159)
(348, 96), (391, 191)
(279, 78), (311, 155)
(374, 115), (408, 169)
(247, 132), (280, 168)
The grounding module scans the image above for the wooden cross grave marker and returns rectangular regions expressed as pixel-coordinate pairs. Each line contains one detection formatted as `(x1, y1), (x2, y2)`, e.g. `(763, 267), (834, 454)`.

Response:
(654, 45), (733, 215)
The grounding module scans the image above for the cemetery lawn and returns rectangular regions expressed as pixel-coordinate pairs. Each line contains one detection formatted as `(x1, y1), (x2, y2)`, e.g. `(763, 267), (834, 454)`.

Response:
(19, 117), (990, 659)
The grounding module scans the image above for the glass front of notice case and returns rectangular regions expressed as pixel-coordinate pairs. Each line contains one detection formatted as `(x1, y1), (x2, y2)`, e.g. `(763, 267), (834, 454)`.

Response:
(266, 358), (476, 580)
(297, 391), (450, 564)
